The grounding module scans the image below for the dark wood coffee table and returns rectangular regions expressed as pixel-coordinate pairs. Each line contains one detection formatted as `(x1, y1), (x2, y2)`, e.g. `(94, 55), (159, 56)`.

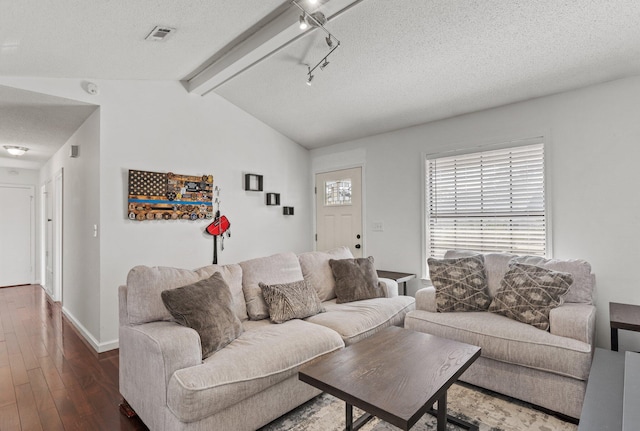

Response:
(299, 326), (481, 431)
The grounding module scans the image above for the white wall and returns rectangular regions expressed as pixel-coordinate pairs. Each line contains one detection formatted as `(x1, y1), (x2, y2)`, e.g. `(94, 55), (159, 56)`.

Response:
(0, 167), (39, 185)
(39, 109), (101, 346)
(311, 76), (640, 351)
(95, 81), (311, 346)
(0, 77), (312, 351)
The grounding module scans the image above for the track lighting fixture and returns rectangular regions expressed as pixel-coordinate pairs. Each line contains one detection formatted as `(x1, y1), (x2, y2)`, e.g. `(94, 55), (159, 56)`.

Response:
(325, 35), (334, 48)
(299, 14), (309, 30)
(306, 66), (314, 85)
(292, 0), (341, 85)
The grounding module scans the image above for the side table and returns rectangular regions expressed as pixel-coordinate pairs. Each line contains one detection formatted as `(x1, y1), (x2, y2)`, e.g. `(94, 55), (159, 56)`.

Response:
(609, 302), (640, 351)
(376, 270), (416, 296)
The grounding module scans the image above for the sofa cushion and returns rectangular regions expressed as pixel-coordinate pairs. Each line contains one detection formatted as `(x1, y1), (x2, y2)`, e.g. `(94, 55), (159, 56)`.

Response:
(510, 255), (594, 304)
(444, 250), (517, 297)
(259, 279), (325, 323)
(166, 319), (344, 422)
(161, 272), (244, 359)
(428, 255), (491, 312)
(404, 310), (592, 380)
(298, 246), (354, 301)
(305, 296), (415, 345)
(126, 263), (246, 324)
(240, 252), (304, 320)
(329, 256), (385, 303)
(489, 263), (572, 331)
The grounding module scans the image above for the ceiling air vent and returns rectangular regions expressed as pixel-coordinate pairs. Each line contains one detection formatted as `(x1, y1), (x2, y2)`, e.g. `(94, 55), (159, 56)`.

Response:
(145, 26), (176, 41)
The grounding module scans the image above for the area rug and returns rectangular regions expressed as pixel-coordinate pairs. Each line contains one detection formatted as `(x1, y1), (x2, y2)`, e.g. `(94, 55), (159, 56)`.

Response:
(259, 383), (577, 431)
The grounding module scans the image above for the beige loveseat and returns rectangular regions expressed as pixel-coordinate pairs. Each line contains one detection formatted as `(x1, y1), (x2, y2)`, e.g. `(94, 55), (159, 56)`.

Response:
(404, 250), (596, 419)
(119, 247), (415, 431)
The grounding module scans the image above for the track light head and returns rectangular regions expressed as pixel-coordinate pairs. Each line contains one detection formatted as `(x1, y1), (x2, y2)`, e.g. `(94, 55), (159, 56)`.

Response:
(306, 74), (314, 86)
(320, 58), (329, 70)
(299, 14), (308, 30)
(325, 36), (334, 48)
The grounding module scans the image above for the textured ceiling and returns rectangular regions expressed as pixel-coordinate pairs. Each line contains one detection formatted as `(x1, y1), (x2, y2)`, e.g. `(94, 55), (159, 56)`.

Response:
(0, 86), (97, 169)
(2, 0), (640, 153)
(215, 0), (640, 147)
(0, 0), (285, 80)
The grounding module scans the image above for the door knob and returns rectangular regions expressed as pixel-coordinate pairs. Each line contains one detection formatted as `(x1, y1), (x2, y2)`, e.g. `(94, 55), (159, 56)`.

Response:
(356, 234), (361, 239)
(355, 244), (361, 249)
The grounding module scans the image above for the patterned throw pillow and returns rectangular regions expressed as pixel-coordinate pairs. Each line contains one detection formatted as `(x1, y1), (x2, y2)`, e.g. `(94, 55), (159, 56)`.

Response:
(489, 263), (573, 330)
(259, 280), (325, 324)
(161, 272), (244, 359)
(329, 257), (386, 304)
(428, 255), (491, 312)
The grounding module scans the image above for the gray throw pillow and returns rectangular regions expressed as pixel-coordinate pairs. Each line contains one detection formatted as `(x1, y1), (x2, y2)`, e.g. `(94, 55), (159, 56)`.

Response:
(259, 280), (325, 324)
(509, 255), (593, 304)
(489, 263), (573, 331)
(428, 255), (491, 312)
(161, 272), (243, 359)
(329, 256), (385, 304)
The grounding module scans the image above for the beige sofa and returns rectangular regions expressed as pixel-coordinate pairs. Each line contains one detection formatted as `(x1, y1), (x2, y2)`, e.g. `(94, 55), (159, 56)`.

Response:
(404, 250), (596, 419)
(118, 247), (415, 431)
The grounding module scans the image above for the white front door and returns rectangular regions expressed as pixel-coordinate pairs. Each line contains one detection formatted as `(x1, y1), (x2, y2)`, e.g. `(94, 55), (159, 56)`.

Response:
(0, 184), (35, 287)
(315, 167), (363, 257)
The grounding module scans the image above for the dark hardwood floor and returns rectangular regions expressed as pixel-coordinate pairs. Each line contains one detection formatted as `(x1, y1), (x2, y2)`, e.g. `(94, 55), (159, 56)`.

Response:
(0, 285), (149, 431)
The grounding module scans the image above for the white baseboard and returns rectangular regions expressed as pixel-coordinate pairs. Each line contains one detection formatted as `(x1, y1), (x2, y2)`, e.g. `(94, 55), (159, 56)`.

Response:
(61, 307), (119, 353)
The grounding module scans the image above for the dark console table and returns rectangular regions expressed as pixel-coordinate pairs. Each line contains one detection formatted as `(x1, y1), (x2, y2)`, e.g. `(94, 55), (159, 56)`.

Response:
(610, 302), (640, 351)
(376, 270), (416, 296)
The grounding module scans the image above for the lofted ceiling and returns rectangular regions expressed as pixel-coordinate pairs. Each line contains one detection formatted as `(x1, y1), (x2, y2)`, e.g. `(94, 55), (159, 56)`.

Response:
(2, 0), (640, 160)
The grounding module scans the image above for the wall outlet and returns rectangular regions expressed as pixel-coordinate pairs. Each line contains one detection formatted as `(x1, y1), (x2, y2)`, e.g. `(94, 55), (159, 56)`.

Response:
(372, 222), (384, 232)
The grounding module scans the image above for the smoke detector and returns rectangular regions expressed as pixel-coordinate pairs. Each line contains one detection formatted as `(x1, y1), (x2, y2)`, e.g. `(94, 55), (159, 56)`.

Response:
(145, 26), (176, 41)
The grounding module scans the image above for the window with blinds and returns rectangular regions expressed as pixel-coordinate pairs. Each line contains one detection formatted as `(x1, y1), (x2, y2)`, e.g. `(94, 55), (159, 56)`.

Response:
(426, 142), (546, 259)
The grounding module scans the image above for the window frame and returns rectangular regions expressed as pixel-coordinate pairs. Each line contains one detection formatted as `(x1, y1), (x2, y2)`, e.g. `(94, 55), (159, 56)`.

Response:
(421, 136), (552, 279)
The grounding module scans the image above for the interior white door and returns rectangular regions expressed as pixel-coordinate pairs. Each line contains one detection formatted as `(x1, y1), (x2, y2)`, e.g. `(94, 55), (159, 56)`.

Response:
(44, 180), (54, 295)
(0, 185), (35, 287)
(315, 167), (363, 258)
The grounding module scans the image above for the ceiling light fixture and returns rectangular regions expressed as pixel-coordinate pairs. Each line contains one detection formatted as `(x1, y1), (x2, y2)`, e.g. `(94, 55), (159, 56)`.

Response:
(299, 13), (309, 30)
(306, 66), (314, 85)
(292, 0), (341, 85)
(3, 145), (29, 157)
(325, 35), (334, 48)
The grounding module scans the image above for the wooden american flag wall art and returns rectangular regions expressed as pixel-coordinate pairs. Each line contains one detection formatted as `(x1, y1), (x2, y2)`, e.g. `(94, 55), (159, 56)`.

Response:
(127, 169), (214, 221)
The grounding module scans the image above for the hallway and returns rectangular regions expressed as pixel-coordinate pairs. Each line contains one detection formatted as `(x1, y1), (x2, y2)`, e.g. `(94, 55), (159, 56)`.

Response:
(0, 285), (147, 430)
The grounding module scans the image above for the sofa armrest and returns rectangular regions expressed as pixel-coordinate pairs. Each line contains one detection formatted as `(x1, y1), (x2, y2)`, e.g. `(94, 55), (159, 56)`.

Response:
(415, 287), (437, 312)
(379, 277), (399, 298)
(549, 303), (596, 345)
(119, 320), (202, 428)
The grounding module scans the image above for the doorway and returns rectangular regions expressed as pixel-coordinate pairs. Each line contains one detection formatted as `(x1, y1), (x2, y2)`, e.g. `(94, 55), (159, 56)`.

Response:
(315, 167), (363, 257)
(41, 169), (63, 301)
(0, 184), (35, 287)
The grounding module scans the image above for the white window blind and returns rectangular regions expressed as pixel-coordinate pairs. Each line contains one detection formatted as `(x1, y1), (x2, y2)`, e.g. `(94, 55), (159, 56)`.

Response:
(426, 142), (546, 259)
